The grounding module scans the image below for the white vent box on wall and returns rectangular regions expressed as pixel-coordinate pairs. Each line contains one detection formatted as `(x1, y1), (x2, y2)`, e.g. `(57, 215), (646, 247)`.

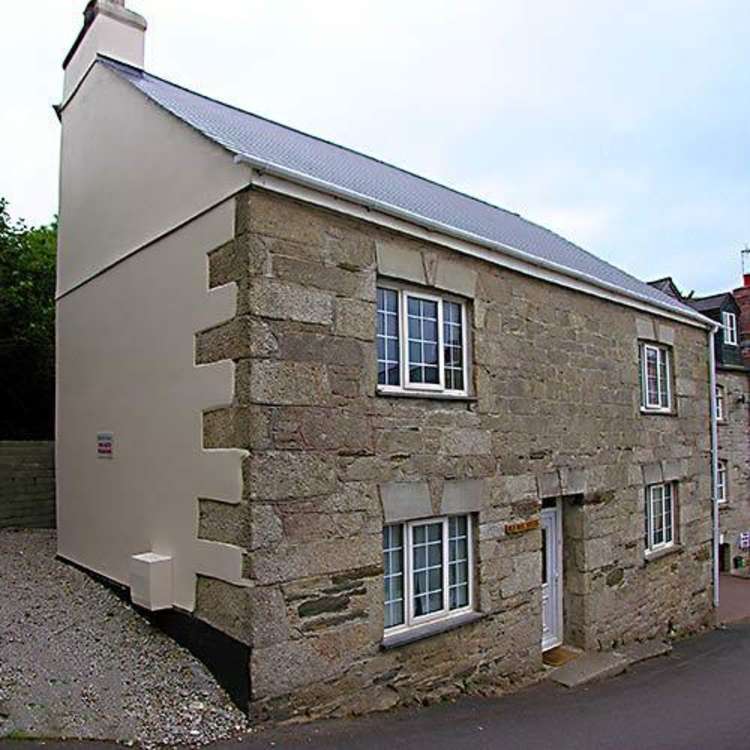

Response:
(129, 552), (173, 611)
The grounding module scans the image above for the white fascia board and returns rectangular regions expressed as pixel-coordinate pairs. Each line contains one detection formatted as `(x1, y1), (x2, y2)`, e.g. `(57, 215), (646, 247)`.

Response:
(234, 155), (712, 330)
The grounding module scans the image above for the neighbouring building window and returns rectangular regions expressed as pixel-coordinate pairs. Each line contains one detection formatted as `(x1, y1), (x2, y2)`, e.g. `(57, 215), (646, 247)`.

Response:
(645, 482), (676, 553)
(383, 515), (473, 632)
(377, 284), (468, 395)
(716, 385), (726, 421)
(723, 312), (738, 346)
(640, 343), (672, 412)
(717, 460), (728, 504)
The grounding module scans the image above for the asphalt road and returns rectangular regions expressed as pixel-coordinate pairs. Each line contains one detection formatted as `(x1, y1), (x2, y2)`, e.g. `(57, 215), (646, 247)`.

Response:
(4, 622), (750, 750)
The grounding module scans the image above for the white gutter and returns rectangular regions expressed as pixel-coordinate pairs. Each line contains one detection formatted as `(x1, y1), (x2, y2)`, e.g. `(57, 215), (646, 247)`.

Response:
(233, 153), (714, 330)
(709, 326), (720, 608)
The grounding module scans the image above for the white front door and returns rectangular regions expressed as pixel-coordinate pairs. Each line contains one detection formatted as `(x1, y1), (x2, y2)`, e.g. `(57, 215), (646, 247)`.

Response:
(541, 503), (563, 651)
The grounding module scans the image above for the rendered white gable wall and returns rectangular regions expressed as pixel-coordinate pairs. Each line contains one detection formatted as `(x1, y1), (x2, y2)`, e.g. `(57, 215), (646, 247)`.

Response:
(57, 62), (250, 296)
(56, 2), (252, 612)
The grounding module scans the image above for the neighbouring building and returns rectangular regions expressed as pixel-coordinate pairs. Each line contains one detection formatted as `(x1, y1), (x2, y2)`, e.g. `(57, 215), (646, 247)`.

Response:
(651, 277), (750, 574)
(57, 1), (718, 720)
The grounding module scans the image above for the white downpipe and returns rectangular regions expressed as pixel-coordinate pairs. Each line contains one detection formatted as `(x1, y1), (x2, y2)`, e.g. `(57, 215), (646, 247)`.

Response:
(709, 327), (720, 607)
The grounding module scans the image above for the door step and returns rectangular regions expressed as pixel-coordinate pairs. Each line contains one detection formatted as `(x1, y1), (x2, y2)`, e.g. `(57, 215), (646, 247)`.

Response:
(548, 639), (672, 688)
(618, 639), (672, 664)
(550, 652), (628, 688)
(542, 645), (581, 667)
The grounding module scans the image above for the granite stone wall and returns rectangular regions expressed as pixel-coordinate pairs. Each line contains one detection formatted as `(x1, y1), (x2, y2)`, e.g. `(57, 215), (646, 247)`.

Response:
(716, 369), (750, 567)
(195, 187), (714, 720)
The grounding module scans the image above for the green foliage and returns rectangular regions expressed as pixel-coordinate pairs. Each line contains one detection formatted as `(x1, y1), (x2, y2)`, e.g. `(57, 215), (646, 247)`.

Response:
(0, 197), (57, 439)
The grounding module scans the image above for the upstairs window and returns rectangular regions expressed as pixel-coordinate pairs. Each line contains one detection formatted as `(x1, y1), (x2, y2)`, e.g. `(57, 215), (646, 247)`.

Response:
(645, 482), (676, 553)
(717, 460), (728, 504)
(716, 385), (726, 422)
(383, 515), (474, 632)
(640, 343), (672, 412)
(377, 285), (468, 395)
(723, 312), (738, 346)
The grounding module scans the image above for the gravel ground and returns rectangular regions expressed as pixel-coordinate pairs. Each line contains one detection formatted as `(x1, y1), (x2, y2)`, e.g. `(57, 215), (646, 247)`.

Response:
(0, 529), (249, 747)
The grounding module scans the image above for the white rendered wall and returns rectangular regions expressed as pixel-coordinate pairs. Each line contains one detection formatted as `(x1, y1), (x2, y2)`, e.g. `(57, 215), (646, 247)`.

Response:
(56, 61), (250, 610)
(58, 63), (249, 296)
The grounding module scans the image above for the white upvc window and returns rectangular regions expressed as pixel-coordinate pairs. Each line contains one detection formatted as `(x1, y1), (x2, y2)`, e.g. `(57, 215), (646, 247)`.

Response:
(723, 312), (738, 346)
(377, 285), (468, 396)
(645, 482), (676, 554)
(383, 515), (473, 633)
(717, 460), (728, 504)
(716, 385), (726, 422)
(640, 343), (672, 412)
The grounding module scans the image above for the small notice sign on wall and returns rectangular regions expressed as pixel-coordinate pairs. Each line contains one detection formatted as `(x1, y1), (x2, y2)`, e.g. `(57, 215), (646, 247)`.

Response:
(97, 432), (114, 459)
(739, 532), (750, 550)
(505, 518), (540, 535)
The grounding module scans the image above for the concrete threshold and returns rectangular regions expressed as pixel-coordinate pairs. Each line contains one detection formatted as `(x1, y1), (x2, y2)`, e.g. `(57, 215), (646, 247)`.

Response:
(549, 639), (671, 688)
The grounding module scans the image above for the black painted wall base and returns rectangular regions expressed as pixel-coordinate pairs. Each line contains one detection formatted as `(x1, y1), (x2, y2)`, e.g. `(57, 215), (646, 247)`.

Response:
(147, 606), (249, 710)
(57, 556), (250, 711)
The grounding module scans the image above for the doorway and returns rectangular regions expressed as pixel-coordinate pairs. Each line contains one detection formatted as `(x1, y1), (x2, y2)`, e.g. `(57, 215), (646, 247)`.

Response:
(541, 499), (563, 651)
(719, 542), (731, 573)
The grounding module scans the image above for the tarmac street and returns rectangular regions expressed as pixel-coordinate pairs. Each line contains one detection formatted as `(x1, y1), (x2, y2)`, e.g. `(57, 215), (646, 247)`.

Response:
(5, 620), (750, 750)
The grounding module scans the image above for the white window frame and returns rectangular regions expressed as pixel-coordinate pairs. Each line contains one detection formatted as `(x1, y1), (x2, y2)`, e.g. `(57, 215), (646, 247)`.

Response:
(403, 290), (445, 392)
(383, 515), (474, 635)
(376, 282), (469, 397)
(716, 385), (726, 422)
(717, 460), (728, 504)
(723, 312), (738, 346)
(641, 343), (672, 412)
(645, 482), (676, 554)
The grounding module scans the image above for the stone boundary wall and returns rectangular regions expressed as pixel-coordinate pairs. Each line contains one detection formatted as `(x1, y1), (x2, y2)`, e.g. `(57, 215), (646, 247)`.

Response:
(0, 442), (56, 529)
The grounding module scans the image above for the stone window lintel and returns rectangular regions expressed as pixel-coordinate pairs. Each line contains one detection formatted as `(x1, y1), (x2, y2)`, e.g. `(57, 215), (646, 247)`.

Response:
(376, 241), (478, 299)
(380, 481), (432, 524)
(440, 479), (485, 515)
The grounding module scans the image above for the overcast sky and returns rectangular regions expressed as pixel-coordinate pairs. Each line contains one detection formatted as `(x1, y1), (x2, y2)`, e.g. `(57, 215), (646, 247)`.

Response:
(2, 1), (748, 295)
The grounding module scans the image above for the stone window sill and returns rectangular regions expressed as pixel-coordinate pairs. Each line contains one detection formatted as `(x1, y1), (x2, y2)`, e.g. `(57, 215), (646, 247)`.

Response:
(639, 408), (678, 418)
(376, 389), (477, 403)
(381, 611), (485, 650)
(644, 544), (683, 564)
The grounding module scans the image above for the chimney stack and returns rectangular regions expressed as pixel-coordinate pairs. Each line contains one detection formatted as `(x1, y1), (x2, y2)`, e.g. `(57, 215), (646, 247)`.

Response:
(62, 1), (147, 104)
(734, 272), (750, 368)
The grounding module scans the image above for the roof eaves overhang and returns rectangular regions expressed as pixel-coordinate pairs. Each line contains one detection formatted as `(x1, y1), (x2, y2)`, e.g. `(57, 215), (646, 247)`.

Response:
(232, 153), (715, 331)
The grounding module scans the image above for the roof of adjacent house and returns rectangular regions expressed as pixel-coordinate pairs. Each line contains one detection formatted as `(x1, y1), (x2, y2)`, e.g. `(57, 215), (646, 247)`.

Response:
(688, 292), (735, 313)
(647, 277), (685, 301)
(100, 56), (706, 324)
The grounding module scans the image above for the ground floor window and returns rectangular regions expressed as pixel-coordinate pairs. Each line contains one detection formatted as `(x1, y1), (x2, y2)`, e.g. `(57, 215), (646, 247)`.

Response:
(645, 482), (676, 553)
(716, 385), (726, 421)
(717, 460), (728, 503)
(383, 515), (473, 632)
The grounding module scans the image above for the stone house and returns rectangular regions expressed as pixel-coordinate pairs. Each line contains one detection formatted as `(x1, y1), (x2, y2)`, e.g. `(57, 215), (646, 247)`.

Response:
(652, 277), (750, 573)
(57, 1), (718, 720)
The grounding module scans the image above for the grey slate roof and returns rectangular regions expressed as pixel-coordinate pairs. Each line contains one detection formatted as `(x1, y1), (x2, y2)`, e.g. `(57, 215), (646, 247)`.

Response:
(101, 56), (703, 321)
(688, 293), (733, 313)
